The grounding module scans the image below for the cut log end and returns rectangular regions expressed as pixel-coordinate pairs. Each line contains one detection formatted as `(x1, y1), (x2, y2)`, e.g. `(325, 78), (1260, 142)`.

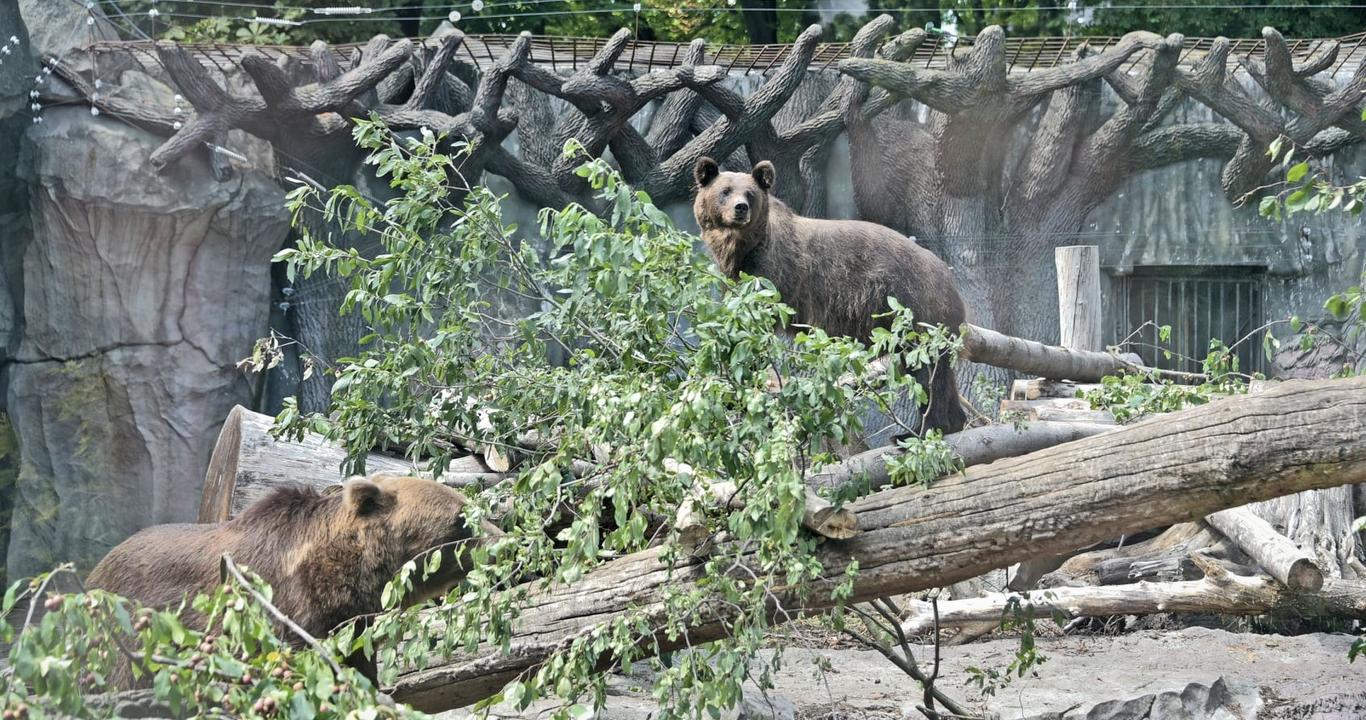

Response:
(1288, 558), (1326, 593)
(199, 405), (246, 523)
(807, 506), (860, 540)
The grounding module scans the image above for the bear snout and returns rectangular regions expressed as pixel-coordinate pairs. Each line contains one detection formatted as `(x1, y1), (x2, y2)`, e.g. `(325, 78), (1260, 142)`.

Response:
(728, 200), (751, 225)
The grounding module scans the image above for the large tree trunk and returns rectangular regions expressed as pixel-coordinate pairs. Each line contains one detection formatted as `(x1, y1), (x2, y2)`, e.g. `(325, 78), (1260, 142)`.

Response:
(391, 376), (1366, 712)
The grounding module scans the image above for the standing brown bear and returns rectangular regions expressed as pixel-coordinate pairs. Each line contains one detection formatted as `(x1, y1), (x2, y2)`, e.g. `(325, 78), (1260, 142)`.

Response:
(693, 157), (967, 435)
(87, 474), (502, 685)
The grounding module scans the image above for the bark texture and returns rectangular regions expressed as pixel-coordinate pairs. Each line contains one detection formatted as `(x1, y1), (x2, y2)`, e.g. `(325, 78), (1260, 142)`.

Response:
(1205, 506), (1325, 591)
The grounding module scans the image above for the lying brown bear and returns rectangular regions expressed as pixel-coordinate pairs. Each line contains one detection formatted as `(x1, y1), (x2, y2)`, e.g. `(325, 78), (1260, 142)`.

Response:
(692, 157), (967, 434)
(87, 473), (502, 684)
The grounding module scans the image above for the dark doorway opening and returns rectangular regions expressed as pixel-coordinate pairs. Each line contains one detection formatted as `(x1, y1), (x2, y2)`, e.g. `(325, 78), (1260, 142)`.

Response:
(1111, 266), (1267, 376)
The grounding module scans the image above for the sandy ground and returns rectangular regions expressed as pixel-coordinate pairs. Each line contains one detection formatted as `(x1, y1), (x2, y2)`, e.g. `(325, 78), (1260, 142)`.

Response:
(444, 627), (1366, 720)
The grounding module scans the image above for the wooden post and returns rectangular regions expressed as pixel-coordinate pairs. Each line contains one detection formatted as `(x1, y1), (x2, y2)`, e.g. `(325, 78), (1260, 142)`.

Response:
(1004, 246), (1104, 594)
(1055, 245), (1103, 352)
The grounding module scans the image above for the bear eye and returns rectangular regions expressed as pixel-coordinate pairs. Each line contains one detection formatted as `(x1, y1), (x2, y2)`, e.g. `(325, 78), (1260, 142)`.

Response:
(720, 186), (731, 196)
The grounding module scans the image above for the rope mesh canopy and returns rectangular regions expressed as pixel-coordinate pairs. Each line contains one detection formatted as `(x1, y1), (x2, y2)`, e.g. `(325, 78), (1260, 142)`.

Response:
(87, 28), (1366, 77)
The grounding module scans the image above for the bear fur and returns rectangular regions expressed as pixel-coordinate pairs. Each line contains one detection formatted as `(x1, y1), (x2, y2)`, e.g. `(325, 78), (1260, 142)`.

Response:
(87, 474), (501, 684)
(692, 157), (967, 434)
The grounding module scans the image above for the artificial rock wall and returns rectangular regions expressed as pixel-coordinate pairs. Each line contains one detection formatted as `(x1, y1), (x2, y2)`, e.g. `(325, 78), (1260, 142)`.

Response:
(0, 1), (289, 578)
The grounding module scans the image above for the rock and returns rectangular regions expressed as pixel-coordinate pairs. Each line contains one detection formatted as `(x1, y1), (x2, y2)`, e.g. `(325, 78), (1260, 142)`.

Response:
(18, 0), (117, 62)
(1, 0), (34, 362)
(1274, 321), (1366, 380)
(4, 104), (287, 577)
(738, 693), (797, 720)
(1019, 677), (1263, 720)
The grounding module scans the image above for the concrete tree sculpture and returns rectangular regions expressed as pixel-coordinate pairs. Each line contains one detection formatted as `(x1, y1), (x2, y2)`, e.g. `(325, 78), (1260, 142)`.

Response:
(839, 25), (1365, 345)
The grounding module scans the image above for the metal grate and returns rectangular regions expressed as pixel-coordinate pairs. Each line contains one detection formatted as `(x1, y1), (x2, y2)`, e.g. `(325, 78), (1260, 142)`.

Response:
(1111, 267), (1266, 376)
(85, 28), (1366, 78)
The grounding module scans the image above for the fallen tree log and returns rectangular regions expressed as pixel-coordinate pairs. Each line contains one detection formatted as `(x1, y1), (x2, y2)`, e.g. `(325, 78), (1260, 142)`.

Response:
(784, 323), (1186, 397)
(998, 398), (1117, 424)
(1044, 523), (1231, 587)
(899, 554), (1366, 636)
(200, 406), (496, 522)
(1206, 506), (1326, 592)
(806, 420), (1115, 494)
(210, 409), (1114, 520)
(1048, 506), (1335, 592)
(391, 376), (1366, 712)
(1010, 378), (1103, 400)
(960, 324), (1184, 383)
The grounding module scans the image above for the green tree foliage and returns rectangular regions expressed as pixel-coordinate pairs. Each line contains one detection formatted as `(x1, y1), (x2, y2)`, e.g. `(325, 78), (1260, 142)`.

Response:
(1, 564), (411, 719)
(1077, 0), (1364, 39)
(268, 120), (962, 716)
(866, 0), (1071, 38)
(112, 0), (820, 44)
(1082, 333), (1253, 423)
(0, 120), (963, 718)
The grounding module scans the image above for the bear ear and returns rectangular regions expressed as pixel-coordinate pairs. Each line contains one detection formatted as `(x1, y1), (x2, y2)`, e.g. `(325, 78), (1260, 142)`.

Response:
(694, 157), (720, 188)
(344, 479), (395, 516)
(751, 161), (775, 191)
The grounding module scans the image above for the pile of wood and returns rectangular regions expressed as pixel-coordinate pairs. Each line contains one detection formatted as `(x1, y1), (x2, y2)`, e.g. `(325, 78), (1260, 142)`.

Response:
(200, 376), (1366, 713)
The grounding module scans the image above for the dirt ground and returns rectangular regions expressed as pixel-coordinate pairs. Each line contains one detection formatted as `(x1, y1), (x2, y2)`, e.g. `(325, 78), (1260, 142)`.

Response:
(445, 626), (1366, 720)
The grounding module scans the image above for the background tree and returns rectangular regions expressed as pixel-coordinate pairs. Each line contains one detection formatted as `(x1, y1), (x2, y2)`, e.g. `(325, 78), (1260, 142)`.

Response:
(106, 1), (1366, 45)
(840, 24), (1364, 348)
(1078, 0), (1366, 39)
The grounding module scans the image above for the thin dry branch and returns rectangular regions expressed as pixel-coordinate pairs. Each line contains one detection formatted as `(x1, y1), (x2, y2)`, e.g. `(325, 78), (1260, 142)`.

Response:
(900, 553), (1366, 636)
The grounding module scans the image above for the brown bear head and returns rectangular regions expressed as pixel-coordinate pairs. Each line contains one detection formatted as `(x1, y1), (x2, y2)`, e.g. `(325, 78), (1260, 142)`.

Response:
(693, 157), (775, 233)
(339, 474), (502, 604)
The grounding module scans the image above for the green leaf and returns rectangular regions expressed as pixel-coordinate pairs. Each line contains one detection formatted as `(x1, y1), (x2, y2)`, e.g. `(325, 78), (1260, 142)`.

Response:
(1286, 161), (1310, 183)
(2, 580), (21, 614)
(1326, 294), (1350, 319)
(291, 691), (318, 720)
(1286, 188), (1309, 210)
(505, 681), (527, 708)
(1258, 195), (1279, 218)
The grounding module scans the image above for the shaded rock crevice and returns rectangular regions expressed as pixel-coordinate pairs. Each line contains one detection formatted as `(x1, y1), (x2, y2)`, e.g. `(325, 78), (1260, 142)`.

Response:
(4, 339), (224, 368)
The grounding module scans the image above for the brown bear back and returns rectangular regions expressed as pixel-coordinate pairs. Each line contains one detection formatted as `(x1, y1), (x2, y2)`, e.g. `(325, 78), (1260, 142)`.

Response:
(85, 477), (497, 687)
